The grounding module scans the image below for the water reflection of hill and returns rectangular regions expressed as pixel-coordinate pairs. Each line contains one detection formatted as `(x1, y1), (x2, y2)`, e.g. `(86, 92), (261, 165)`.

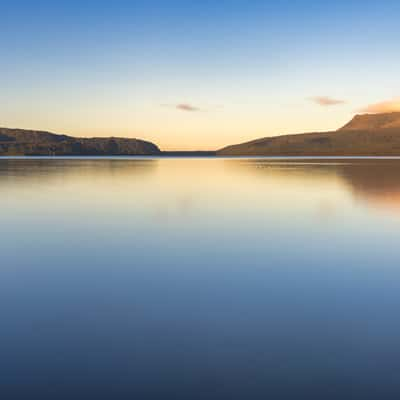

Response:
(3, 157), (400, 213)
(337, 160), (400, 211)
(226, 158), (400, 213)
(0, 158), (158, 186)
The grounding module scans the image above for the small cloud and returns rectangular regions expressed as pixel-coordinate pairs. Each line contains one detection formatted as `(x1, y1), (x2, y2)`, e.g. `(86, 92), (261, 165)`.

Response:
(161, 103), (221, 112)
(360, 97), (400, 114)
(310, 96), (346, 106)
(176, 103), (201, 112)
(161, 103), (203, 112)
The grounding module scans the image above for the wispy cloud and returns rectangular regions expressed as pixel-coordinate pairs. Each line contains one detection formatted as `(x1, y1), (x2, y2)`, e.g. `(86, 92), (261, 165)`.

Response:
(176, 103), (201, 112)
(360, 97), (400, 113)
(310, 96), (346, 106)
(161, 103), (202, 112)
(161, 103), (222, 113)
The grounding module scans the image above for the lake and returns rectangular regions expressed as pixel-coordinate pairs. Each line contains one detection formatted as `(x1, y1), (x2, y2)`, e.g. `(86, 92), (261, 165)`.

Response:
(1, 157), (400, 399)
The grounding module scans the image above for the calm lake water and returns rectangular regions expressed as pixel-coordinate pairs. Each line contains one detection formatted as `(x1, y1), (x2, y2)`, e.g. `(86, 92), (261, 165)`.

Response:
(1, 157), (400, 399)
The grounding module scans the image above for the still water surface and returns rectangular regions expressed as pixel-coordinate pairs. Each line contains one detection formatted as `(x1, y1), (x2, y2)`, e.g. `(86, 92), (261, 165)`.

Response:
(1, 157), (400, 399)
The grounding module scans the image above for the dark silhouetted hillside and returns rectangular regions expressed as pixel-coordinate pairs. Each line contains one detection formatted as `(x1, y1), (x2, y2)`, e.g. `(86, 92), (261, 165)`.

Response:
(218, 112), (400, 156)
(0, 128), (160, 156)
(340, 112), (400, 131)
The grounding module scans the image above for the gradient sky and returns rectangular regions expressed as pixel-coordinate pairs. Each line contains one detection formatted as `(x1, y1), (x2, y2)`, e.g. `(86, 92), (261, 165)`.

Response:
(1, 0), (400, 150)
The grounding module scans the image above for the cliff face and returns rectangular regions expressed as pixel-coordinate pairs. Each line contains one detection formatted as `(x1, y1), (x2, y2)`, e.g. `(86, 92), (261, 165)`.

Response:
(218, 113), (400, 156)
(0, 128), (161, 156)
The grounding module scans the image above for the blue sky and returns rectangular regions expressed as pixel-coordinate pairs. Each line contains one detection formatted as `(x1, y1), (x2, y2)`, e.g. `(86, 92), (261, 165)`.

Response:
(1, 0), (400, 149)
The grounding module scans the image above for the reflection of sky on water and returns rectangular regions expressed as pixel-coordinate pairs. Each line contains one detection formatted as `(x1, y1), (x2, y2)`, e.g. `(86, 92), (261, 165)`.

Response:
(1, 157), (400, 399)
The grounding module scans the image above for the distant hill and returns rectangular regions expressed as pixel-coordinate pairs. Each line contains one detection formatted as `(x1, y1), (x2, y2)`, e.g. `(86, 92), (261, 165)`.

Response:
(218, 112), (400, 156)
(4, 112), (400, 157)
(340, 112), (400, 131)
(0, 128), (160, 156)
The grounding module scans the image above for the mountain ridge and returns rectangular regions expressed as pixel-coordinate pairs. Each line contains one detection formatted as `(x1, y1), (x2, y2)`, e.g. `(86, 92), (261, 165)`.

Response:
(339, 112), (400, 131)
(218, 112), (400, 156)
(3, 112), (400, 156)
(0, 128), (160, 156)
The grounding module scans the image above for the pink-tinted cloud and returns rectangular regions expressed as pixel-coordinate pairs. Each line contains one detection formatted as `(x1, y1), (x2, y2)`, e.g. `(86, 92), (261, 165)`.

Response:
(161, 103), (203, 112)
(360, 97), (400, 113)
(310, 96), (346, 106)
(176, 103), (201, 112)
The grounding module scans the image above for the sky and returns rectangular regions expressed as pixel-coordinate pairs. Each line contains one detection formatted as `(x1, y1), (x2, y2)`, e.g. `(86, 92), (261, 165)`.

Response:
(1, 0), (400, 150)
